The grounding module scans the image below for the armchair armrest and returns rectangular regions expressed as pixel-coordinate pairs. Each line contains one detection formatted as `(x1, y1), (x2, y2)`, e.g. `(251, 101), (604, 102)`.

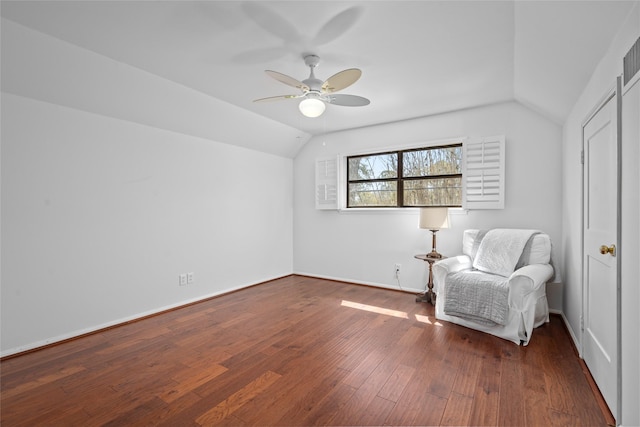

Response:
(507, 264), (554, 308)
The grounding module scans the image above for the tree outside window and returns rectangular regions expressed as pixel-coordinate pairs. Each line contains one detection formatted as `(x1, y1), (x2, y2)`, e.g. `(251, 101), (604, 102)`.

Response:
(347, 144), (462, 208)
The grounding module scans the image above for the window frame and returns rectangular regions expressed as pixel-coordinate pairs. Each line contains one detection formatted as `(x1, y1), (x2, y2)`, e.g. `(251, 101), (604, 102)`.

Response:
(345, 142), (463, 209)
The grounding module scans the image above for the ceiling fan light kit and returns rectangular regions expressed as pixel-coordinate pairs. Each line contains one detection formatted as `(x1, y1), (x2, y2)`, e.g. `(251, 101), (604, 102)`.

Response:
(254, 54), (370, 118)
(299, 97), (326, 117)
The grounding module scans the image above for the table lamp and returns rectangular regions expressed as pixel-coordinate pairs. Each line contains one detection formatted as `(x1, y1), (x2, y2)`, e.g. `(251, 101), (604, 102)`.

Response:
(419, 207), (449, 259)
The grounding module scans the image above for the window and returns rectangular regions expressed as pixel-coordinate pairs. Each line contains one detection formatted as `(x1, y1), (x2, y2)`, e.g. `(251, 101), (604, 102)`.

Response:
(313, 135), (505, 211)
(346, 143), (462, 208)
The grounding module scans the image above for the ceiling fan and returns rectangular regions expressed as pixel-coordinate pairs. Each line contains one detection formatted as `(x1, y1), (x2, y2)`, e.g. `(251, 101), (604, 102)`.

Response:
(253, 54), (370, 118)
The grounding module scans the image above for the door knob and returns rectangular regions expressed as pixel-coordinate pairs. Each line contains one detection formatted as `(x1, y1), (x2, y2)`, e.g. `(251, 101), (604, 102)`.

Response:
(599, 244), (616, 256)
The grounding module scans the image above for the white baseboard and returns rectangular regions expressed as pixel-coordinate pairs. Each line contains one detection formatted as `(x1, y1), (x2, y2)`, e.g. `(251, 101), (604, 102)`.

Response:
(293, 271), (423, 294)
(552, 309), (581, 357)
(1, 274), (289, 358)
(298, 273), (583, 352)
(4, 273), (576, 359)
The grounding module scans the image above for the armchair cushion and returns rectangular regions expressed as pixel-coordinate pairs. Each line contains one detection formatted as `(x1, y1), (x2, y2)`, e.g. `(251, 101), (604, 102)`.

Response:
(472, 229), (540, 277)
(461, 230), (551, 266)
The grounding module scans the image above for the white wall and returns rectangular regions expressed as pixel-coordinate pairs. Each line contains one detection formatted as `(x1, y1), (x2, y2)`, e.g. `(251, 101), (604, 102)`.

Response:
(293, 101), (563, 307)
(561, 3), (639, 425)
(0, 93), (293, 356)
(0, 16), (295, 357)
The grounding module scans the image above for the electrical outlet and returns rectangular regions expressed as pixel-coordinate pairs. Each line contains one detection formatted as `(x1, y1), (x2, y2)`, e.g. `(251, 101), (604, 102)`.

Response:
(394, 263), (401, 276)
(187, 272), (194, 284)
(179, 274), (187, 286)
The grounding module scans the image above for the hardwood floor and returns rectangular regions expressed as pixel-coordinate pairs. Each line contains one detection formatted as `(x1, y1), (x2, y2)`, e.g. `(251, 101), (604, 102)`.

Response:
(1, 275), (609, 426)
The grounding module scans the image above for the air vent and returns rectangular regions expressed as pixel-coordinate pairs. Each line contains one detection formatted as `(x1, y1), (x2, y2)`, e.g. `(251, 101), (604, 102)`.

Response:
(623, 36), (640, 86)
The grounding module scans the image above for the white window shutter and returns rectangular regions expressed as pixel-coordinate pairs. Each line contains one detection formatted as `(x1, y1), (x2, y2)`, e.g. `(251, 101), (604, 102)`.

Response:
(462, 136), (505, 209)
(315, 157), (338, 210)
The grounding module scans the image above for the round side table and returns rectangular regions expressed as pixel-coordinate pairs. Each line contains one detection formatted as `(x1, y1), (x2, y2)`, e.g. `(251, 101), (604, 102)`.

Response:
(414, 254), (446, 305)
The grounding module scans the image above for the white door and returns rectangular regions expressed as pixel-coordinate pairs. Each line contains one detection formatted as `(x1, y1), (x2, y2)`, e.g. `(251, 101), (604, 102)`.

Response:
(583, 91), (619, 420)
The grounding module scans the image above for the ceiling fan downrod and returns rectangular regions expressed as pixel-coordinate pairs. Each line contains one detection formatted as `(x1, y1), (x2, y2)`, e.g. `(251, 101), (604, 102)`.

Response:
(302, 54), (323, 93)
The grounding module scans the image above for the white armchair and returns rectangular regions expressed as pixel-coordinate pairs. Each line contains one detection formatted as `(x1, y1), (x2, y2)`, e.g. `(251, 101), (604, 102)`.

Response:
(432, 229), (554, 345)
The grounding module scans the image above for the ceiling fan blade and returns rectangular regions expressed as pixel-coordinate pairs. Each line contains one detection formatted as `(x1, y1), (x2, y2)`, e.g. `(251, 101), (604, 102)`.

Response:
(327, 94), (370, 107)
(265, 70), (310, 91)
(242, 2), (300, 42)
(322, 68), (362, 93)
(313, 7), (363, 45)
(253, 94), (302, 103)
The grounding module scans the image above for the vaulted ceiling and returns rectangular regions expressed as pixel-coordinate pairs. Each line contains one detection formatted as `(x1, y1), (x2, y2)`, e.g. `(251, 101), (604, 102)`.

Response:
(1, 1), (635, 157)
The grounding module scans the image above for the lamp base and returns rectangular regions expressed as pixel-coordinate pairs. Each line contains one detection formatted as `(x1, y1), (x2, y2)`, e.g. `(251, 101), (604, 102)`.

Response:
(427, 229), (443, 259)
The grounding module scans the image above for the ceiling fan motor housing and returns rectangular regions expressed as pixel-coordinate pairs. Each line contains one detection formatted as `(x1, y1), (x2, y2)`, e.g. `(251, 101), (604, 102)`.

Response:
(304, 54), (321, 68)
(303, 55), (323, 92)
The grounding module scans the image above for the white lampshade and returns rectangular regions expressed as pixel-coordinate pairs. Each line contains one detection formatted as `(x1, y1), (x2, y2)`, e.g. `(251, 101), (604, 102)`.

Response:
(419, 207), (450, 230)
(299, 98), (326, 118)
